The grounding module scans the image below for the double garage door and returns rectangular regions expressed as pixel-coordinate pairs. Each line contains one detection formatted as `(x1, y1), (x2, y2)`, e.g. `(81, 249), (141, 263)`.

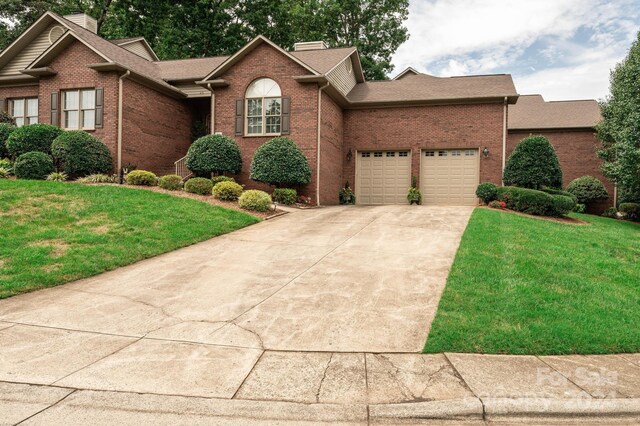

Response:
(355, 149), (479, 205)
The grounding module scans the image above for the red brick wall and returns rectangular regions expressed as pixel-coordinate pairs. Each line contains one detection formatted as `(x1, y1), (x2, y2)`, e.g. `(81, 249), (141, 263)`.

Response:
(212, 43), (319, 200)
(39, 41), (119, 164)
(0, 85), (40, 115)
(343, 103), (506, 190)
(121, 78), (193, 174)
(507, 130), (615, 210)
(319, 92), (344, 205)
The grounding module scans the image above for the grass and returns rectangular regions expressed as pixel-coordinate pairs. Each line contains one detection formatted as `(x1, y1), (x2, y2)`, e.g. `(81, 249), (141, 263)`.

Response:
(0, 180), (259, 298)
(424, 208), (640, 355)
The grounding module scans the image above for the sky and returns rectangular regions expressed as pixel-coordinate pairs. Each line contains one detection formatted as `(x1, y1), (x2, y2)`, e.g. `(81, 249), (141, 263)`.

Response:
(391, 0), (640, 101)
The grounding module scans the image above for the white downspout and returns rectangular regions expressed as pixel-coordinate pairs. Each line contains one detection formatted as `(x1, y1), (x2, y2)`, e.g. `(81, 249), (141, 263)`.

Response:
(502, 96), (508, 185)
(316, 82), (330, 206)
(117, 70), (131, 179)
(208, 83), (215, 134)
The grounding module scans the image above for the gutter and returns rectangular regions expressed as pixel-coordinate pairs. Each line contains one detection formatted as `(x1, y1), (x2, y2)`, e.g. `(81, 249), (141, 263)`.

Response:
(502, 96), (508, 185)
(316, 81), (330, 206)
(117, 70), (131, 179)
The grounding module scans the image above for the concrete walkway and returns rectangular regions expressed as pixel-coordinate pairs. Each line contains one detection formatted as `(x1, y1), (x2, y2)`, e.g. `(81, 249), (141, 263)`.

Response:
(1, 206), (639, 424)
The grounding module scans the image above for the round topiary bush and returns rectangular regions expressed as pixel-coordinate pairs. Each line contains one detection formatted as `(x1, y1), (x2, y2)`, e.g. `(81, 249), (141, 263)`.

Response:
(212, 181), (243, 201)
(184, 177), (213, 195)
(51, 131), (112, 178)
(475, 182), (498, 204)
(272, 188), (297, 205)
(185, 134), (242, 177)
(566, 176), (608, 205)
(14, 151), (54, 180)
(158, 174), (182, 190)
(239, 189), (272, 212)
(5, 124), (62, 158)
(250, 137), (311, 187)
(126, 170), (157, 186)
(211, 175), (235, 185)
(503, 135), (563, 189)
(0, 123), (16, 159)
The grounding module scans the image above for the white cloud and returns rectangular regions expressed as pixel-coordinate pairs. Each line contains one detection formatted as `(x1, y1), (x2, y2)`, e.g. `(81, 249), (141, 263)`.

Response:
(392, 0), (640, 100)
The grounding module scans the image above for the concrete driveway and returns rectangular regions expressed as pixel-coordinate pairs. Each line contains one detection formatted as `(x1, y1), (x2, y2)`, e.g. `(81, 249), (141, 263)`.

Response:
(0, 205), (473, 415)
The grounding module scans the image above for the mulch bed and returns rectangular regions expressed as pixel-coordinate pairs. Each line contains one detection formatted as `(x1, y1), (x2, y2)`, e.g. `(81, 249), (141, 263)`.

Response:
(479, 206), (589, 225)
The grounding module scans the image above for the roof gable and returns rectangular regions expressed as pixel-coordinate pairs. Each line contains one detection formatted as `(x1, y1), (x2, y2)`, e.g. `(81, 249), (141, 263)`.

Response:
(393, 67), (420, 80)
(112, 37), (159, 61)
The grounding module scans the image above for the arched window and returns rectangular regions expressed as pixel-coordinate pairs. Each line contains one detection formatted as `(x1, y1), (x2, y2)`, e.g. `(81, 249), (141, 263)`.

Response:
(245, 78), (282, 135)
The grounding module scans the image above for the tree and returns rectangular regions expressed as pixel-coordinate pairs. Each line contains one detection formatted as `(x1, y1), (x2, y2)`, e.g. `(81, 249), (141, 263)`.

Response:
(250, 137), (311, 187)
(597, 30), (640, 201)
(503, 135), (563, 190)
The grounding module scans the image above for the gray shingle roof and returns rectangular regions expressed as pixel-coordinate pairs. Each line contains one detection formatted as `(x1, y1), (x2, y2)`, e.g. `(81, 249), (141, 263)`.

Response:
(155, 56), (228, 81)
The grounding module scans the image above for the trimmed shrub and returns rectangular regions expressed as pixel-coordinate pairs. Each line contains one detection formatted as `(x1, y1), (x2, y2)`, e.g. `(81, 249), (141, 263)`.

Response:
(566, 176), (609, 205)
(211, 175), (235, 185)
(619, 203), (640, 221)
(158, 174), (182, 190)
(250, 137), (311, 186)
(51, 131), (112, 178)
(602, 207), (618, 218)
(126, 170), (157, 186)
(497, 186), (574, 217)
(213, 181), (243, 201)
(14, 151), (54, 180)
(185, 134), (242, 177)
(184, 177), (213, 195)
(239, 189), (272, 212)
(503, 135), (563, 189)
(0, 123), (16, 158)
(77, 173), (118, 184)
(0, 110), (15, 125)
(272, 188), (297, 205)
(5, 124), (62, 158)
(541, 187), (578, 203)
(476, 182), (498, 204)
(46, 171), (68, 182)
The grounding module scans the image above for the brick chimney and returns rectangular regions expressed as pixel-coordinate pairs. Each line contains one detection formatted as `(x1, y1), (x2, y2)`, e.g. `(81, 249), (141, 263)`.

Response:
(63, 13), (98, 34)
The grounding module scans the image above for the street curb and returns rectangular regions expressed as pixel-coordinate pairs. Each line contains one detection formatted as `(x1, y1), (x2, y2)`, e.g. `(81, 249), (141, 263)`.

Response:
(368, 398), (484, 422)
(482, 397), (640, 419)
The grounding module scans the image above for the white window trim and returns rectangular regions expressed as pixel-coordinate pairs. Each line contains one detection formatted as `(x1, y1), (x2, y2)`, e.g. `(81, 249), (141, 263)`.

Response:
(9, 97), (38, 126)
(62, 89), (96, 130)
(244, 96), (282, 136)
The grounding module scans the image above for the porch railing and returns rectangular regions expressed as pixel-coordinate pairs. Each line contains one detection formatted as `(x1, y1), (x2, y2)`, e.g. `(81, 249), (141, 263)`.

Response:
(174, 156), (192, 179)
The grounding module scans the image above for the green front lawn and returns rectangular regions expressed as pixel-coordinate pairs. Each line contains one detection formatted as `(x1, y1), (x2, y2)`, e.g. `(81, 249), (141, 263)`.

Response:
(425, 208), (640, 355)
(0, 180), (259, 298)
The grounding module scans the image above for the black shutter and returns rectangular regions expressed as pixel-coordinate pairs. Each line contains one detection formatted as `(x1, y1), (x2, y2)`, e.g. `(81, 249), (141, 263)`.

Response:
(235, 99), (244, 136)
(95, 88), (104, 128)
(50, 92), (59, 126)
(281, 96), (291, 135)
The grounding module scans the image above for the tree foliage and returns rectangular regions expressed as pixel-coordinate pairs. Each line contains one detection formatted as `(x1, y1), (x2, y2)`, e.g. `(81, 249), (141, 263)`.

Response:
(0, 0), (409, 80)
(503, 135), (563, 190)
(597, 30), (640, 200)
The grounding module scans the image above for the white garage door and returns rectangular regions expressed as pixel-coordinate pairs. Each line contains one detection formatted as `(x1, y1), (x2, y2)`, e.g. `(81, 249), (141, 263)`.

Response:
(420, 149), (479, 206)
(356, 150), (411, 204)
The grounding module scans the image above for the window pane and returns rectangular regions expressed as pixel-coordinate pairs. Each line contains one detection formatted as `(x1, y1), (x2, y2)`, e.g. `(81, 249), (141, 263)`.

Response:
(12, 99), (24, 117)
(28, 116), (38, 124)
(15, 117), (24, 127)
(266, 116), (281, 134)
(65, 111), (78, 129)
(246, 78), (281, 98)
(65, 91), (79, 109)
(247, 117), (262, 134)
(265, 98), (281, 116)
(247, 98), (262, 116)
(83, 110), (95, 129)
(82, 90), (95, 109)
(27, 98), (38, 116)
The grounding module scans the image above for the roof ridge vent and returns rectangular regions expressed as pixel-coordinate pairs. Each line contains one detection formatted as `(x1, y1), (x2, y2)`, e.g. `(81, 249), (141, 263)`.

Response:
(294, 41), (328, 51)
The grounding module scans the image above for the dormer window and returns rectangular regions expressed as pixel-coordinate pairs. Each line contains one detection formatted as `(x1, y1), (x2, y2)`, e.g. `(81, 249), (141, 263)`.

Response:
(245, 78), (282, 136)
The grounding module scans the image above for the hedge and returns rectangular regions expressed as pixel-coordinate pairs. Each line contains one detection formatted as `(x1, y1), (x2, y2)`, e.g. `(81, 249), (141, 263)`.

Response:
(239, 189), (272, 212)
(14, 151), (54, 180)
(5, 124), (62, 158)
(475, 182), (498, 204)
(158, 174), (182, 190)
(186, 134), (242, 177)
(126, 170), (157, 186)
(0, 123), (15, 159)
(184, 177), (213, 195)
(272, 188), (297, 205)
(566, 176), (608, 205)
(212, 181), (243, 201)
(51, 131), (112, 178)
(497, 186), (575, 217)
(250, 137), (311, 186)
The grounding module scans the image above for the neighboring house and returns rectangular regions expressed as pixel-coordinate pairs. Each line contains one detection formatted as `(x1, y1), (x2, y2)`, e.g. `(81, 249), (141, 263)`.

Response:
(0, 12), (611, 206)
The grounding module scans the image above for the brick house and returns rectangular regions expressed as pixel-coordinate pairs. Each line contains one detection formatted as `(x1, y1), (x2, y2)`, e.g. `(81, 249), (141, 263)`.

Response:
(0, 12), (612, 206)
